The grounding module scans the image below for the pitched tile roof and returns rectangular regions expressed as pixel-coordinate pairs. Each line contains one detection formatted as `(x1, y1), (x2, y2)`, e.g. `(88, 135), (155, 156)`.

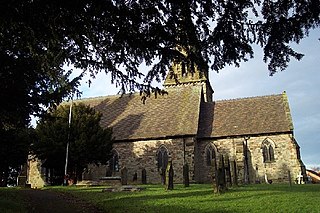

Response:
(76, 85), (202, 141)
(198, 93), (294, 138)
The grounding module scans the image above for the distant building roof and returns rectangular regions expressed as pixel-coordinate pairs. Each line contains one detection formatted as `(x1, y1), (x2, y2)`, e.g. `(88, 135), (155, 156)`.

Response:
(198, 93), (294, 138)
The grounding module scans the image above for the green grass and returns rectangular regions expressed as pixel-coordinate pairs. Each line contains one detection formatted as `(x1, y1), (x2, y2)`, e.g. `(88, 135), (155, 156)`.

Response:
(49, 184), (320, 213)
(0, 187), (27, 213)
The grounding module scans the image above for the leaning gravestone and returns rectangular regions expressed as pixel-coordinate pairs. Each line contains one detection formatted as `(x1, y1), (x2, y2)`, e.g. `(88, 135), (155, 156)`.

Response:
(142, 168), (147, 184)
(120, 167), (128, 185)
(165, 160), (174, 190)
(183, 163), (190, 187)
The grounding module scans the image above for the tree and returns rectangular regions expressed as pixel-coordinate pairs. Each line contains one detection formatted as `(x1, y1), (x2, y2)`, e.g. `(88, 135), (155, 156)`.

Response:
(0, 127), (34, 186)
(1, 1), (319, 175)
(1, 1), (319, 117)
(33, 103), (113, 183)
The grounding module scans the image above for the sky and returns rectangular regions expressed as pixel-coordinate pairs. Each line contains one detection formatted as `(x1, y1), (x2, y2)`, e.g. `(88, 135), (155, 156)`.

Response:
(70, 29), (320, 169)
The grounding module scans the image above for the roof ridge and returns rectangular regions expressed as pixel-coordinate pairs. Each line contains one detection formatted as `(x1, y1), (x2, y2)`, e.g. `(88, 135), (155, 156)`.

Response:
(215, 93), (283, 103)
(67, 84), (203, 103)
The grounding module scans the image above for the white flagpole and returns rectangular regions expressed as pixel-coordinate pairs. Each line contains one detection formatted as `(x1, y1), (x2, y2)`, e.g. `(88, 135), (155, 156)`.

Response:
(64, 97), (73, 185)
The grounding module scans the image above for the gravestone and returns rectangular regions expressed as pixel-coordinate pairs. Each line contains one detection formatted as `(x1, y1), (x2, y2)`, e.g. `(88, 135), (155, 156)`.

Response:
(224, 156), (232, 187)
(213, 154), (227, 194)
(211, 158), (219, 193)
(288, 170), (292, 186)
(165, 160), (174, 190)
(82, 168), (92, 181)
(120, 167), (128, 185)
(17, 164), (27, 187)
(133, 172), (137, 182)
(297, 172), (304, 184)
(160, 168), (165, 185)
(183, 163), (189, 187)
(142, 169), (147, 184)
(230, 160), (238, 186)
(255, 165), (261, 184)
(218, 155), (226, 192)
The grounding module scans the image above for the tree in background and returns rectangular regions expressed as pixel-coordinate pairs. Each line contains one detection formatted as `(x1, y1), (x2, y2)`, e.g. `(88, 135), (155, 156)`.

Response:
(33, 103), (113, 183)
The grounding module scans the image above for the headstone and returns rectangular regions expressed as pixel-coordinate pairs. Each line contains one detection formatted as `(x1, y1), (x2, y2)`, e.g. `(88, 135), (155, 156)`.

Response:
(160, 168), (165, 185)
(141, 169), (147, 184)
(165, 160), (174, 190)
(17, 164), (27, 187)
(255, 165), (260, 184)
(211, 158), (219, 193)
(230, 160), (238, 186)
(183, 163), (190, 187)
(133, 172), (138, 182)
(288, 170), (292, 186)
(218, 155), (226, 191)
(120, 167), (128, 185)
(82, 168), (92, 181)
(297, 172), (304, 184)
(224, 156), (232, 187)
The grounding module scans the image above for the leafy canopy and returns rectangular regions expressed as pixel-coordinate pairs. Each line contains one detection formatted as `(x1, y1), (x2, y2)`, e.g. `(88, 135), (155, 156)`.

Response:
(1, 0), (319, 122)
(33, 103), (113, 178)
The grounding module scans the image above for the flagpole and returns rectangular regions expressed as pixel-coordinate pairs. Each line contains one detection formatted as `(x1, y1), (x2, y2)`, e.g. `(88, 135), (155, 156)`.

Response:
(64, 97), (73, 186)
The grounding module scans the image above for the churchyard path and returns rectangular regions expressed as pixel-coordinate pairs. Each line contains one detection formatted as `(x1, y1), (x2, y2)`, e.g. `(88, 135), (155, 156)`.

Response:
(20, 189), (103, 213)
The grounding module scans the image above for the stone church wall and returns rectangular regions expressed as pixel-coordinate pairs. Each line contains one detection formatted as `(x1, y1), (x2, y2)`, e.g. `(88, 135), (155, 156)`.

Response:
(113, 137), (196, 184)
(196, 133), (304, 184)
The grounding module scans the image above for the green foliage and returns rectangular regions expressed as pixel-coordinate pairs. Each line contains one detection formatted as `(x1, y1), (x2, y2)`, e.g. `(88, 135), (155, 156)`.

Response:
(50, 184), (320, 213)
(34, 103), (113, 180)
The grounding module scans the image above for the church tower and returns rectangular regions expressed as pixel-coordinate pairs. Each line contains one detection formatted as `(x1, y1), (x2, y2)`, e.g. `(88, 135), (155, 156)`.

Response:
(163, 49), (214, 102)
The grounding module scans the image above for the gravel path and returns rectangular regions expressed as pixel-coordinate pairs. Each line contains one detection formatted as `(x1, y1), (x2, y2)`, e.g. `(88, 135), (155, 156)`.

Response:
(20, 189), (103, 213)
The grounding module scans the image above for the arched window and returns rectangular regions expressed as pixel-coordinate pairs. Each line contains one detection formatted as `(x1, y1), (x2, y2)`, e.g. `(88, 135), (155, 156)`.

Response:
(109, 150), (119, 172)
(205, 144), (216, 166)
(269, 146), (274, 161)
(262, 145), (269, 162)
(262, 139), (275, 163)
(157, 146), (169, 171)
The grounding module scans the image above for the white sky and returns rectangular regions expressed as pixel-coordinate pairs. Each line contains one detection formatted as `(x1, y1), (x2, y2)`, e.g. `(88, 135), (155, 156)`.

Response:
(68, 29), (320, 169)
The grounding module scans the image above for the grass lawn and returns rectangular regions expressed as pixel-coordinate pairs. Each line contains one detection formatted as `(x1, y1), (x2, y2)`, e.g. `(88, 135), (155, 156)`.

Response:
(0, 187), (27, 213)
(49, 183), (320, 213)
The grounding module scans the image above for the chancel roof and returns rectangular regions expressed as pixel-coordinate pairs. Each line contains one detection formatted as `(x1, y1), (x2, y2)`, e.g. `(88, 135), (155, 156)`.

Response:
(77, 85), (202, 141)
(197, 93), (294, 138)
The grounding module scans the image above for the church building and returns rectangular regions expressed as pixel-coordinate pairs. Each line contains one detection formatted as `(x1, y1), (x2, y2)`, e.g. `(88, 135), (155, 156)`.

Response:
(27, 58), (306, 188)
